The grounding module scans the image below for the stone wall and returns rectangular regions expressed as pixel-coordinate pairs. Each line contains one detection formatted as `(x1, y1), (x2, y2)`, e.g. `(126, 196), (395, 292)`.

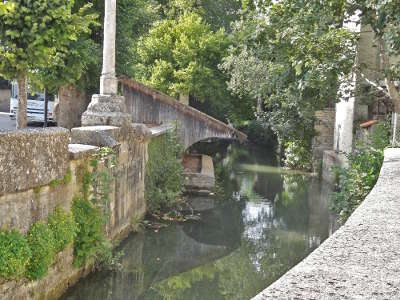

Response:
(0, 128), (69, 196)
(0, 124), (151, 299)
(71, 124), (151, 238)
(120, 78), (246, 149)
(312, 109), (335, 172)
(253, 148), (400, 299)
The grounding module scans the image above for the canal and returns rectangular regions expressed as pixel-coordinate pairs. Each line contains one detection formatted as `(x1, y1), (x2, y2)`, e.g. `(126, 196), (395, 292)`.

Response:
(61, 142), (337, 300)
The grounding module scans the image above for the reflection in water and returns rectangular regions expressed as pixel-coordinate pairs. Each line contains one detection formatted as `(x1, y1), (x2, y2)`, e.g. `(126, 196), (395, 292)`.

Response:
(62, 142), (337, 300)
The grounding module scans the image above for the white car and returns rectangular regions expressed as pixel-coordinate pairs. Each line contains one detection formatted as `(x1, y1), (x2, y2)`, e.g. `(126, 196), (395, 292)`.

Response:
(9, 82), (55, 123)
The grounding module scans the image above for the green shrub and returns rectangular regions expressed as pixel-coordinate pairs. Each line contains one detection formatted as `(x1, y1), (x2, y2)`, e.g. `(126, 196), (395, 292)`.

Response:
(145, 130), (184, 214)
(331, 121), (390, 222)
(72, 197), (107, 267)
(48, 208), (77, 253)
(283, 140), (312, 171)
(0, 229), (31, 279)
(26, 222), (56, 280)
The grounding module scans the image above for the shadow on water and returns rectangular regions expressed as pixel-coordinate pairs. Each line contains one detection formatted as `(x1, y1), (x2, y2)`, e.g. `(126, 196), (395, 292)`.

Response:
(61, 141), (338, 300)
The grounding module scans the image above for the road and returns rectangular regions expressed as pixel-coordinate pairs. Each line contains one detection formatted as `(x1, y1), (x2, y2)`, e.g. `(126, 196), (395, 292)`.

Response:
(0, 113), (16, 130)
(0, 113), (48, 130)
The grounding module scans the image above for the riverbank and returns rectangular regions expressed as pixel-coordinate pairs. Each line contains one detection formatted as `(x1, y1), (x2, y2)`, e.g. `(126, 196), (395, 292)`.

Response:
(254, 148), (400, 299)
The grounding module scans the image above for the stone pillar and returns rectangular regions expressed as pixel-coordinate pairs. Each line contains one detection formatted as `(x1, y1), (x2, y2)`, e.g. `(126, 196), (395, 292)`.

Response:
(81, 0), (131, 127)
(100, 0), (117, 95)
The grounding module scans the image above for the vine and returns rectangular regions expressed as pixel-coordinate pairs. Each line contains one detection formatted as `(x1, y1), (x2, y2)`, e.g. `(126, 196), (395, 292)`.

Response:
(72, 147), (120, 269)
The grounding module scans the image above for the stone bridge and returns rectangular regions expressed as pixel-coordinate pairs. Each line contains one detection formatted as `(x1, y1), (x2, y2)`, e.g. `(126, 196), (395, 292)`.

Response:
(119, 77), (247, 149)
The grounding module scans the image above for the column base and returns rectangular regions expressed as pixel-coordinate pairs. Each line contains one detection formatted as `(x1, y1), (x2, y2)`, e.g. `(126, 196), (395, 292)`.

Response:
(100, 75), (118, 95)
(81, 94), (131, 127)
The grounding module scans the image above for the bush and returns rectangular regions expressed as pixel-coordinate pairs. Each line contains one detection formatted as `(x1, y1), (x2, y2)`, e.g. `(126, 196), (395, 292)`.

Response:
(283, 140), (312, 171)
(331, 121), (390, 222)
(26, 222), (56, 280)
(145, 130), (184, 214)
(48, 208), (77, 253)
(72, 197), (107, 267)
(0, 229), (31, 279)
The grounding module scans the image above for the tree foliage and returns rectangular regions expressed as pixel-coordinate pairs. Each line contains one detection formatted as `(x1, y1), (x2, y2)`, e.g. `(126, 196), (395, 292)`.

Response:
(135, 12), (230, 103)
(0, 0), (97, 127)
(155, 0), (242, 31)
(222, 0), (357, 143)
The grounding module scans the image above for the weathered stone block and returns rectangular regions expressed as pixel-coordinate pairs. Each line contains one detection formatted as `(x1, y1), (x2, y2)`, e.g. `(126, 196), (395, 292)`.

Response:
(81, 94), (131, 127)
(0, 128), (69, 195)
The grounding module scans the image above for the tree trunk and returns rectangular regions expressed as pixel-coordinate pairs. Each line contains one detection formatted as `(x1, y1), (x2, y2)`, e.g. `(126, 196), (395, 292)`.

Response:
(256, 97), (263, 119)
(16, 72), (27, 129)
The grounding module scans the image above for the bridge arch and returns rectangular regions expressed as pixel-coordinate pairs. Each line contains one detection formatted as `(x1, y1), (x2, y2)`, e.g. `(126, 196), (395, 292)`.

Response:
(120, 77), (246, 149)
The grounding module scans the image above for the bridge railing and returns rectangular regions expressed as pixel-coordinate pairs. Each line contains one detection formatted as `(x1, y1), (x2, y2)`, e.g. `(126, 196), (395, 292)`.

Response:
(119, 77), (247, 143)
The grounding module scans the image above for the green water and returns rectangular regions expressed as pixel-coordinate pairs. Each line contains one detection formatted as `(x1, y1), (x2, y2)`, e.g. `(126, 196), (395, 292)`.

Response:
(61, 142), (337, 300)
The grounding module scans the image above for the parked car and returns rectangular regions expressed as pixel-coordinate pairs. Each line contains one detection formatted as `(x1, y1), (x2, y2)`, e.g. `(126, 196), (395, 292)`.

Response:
(9, 81), (55, 123)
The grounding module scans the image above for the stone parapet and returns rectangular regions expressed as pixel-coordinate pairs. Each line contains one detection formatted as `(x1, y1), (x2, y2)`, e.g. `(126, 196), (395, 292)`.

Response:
(253, 148), (400, 300)
(0, 127), (69, 195)
(120, 77), (247, 148)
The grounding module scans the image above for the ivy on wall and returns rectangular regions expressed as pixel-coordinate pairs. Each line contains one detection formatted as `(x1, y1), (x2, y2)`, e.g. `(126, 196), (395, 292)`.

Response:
(0, 147), (119, 282)
(0, 207), (76, 280)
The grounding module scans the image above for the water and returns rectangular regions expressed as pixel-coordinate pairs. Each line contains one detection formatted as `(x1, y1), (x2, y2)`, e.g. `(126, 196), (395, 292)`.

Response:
(62, 142), (337, 300)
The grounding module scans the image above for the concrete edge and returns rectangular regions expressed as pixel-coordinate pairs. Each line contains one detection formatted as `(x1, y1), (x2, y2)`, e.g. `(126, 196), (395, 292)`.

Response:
(68, 144), (99, 160)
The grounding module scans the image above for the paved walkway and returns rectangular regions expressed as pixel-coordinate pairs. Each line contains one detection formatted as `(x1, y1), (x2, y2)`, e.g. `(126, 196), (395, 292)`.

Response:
(253, 148), (400, 300)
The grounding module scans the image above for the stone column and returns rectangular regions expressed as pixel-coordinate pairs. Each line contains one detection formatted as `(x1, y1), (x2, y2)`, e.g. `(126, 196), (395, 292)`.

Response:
(81, 0), (130, 127)
(100, 0), (117, 95)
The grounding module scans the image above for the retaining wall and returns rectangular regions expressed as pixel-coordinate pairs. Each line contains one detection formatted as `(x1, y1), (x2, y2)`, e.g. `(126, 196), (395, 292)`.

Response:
(0, 124), (151, 299)
(0, 128), (69, 196)
(253, 148), (400, 299)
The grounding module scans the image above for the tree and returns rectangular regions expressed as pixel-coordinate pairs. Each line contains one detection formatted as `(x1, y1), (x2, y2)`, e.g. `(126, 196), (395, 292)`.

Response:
(135, 12), (231, 104)
(155, 0), (242, 31)
(0, 0), (96, 128)
(221, 1), (357, 145)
